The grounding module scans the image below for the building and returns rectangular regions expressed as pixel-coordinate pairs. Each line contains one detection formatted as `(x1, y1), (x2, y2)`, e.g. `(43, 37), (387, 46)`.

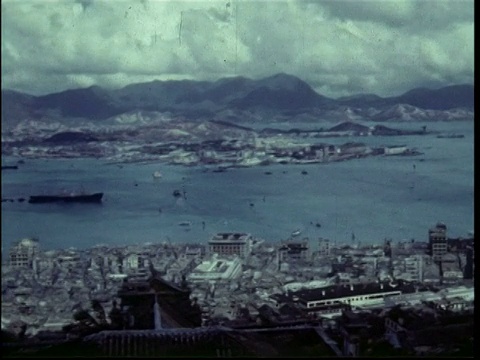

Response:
(384, 239), (393, 258)
(8, 237), (39, 269)
(84, 327), (257, 357)
(463, 246), (473, 279)
(187, 255), (242, 283)
(384, 306), (473, 355)
(403, 255), (424, 282)
(121, 253), (150, 277)
(318, 238), (331, 256)
(117, 271), (202, 330)
(208, 232), (252, 258)
(278, 239), (310, 262)
(184, 245), (204, 259)
(428, 223), (448, 262)
(271, 281), (417, 317)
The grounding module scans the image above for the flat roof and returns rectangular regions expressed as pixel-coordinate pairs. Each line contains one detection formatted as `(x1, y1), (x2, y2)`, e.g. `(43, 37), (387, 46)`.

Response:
(209, 232), (252, 242)
(272, 281), (416, 304)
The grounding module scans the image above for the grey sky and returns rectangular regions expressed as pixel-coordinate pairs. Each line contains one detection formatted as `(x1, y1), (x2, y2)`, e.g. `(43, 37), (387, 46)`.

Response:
(1, 0), (474, 98)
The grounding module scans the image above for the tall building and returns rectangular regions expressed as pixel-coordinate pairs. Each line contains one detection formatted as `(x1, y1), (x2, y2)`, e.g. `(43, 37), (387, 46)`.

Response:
(463, 246), (473, 280)
(318, 238), (331, 256)
(404, 255), (424, 282)
(208, 232), (252, 258)
(8, 237), (39, 268)
(383, 239), (392, 258)
(429, 223), (448, 263)
(278, 239), (310, 262)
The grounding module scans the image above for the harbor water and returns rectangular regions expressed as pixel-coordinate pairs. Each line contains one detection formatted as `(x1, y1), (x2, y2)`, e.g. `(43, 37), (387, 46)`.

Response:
(1, 121), (474, 253)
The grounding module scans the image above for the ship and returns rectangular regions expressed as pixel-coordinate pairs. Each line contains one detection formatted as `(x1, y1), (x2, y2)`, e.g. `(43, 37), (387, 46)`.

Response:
(436, 134), (465, 139)
(28, 192), (103, 204)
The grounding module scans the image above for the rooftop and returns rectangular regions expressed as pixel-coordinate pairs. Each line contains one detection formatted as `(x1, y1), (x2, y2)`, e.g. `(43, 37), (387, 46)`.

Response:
(209, 232), (252, 243)
(272, 280), (417, 304)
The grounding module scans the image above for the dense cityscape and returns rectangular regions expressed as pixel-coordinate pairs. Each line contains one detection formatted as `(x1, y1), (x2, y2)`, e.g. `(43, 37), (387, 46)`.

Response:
(2, 0), (474, 357)
(2, 222), (474, 357)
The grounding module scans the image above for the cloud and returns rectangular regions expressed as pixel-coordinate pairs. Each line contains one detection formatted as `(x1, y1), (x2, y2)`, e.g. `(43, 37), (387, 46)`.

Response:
(1, 0), (474, 98)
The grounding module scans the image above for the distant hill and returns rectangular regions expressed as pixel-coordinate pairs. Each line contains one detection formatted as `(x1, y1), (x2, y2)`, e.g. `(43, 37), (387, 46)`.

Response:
(327, 121), (370, 132)
(1, 74), (474, 129)
(392, 84), (474, 110)
(337, 84), (474, 111)
(36, 86), (122, 119)
(1, 90), (38, 128)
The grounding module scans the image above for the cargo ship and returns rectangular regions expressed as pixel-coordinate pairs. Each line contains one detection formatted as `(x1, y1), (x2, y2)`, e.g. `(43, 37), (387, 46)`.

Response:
(28, 192), (103, 204)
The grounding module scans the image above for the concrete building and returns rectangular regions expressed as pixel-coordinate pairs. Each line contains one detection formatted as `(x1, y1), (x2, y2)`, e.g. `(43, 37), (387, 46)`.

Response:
(278, 239), (310, 262)
(8, 238), (39, 269)
(429, 223), (448, 262)
(463, 246), (474, 279)
(271, 281), (415, 316)
(187, 255), (243, 283)
(122, 253), (149, 277)
(318, 238), (331, 256)
(208, 232), (252, 258)
(403, 255), (425, 282)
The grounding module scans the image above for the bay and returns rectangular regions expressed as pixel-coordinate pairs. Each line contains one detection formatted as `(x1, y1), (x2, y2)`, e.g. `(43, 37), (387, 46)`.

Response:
(1, 121), (474, 254)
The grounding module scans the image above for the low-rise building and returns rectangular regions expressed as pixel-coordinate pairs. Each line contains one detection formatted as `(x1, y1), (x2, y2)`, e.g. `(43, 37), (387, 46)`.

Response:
(271, 281), (417, 317)
(187, 255), (243, 283)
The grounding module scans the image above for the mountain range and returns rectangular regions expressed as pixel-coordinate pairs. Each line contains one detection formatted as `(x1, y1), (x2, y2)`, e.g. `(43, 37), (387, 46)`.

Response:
(1, 73), (474, 130)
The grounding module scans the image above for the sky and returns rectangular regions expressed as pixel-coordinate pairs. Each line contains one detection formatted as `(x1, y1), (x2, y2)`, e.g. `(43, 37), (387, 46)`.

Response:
(1, 0), (474, 99)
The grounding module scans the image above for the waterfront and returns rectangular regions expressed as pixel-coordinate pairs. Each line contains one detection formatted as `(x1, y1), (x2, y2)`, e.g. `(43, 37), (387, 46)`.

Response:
(1, 121), (474, 253)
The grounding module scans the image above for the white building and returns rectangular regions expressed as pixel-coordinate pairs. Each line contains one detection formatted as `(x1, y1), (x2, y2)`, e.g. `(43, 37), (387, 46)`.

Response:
(271, 281), (406, 315)
(122, 253), (149, 274)
(187, 255), (243, 283)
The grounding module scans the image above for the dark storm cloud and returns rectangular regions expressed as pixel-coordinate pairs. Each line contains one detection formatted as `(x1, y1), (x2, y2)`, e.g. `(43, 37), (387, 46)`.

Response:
(1, 0), (473, 98)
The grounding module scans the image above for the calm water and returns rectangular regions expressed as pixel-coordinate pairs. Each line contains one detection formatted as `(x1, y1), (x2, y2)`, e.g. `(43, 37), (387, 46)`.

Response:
(1, 121), (474, 253)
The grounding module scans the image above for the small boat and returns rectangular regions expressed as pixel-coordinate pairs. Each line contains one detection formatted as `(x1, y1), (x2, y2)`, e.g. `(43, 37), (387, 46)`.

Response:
(173, 190), (182, 198)
(153, 171), (163, 178)
(178, 221), (191, 227)
(291, 229), (302, 237)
